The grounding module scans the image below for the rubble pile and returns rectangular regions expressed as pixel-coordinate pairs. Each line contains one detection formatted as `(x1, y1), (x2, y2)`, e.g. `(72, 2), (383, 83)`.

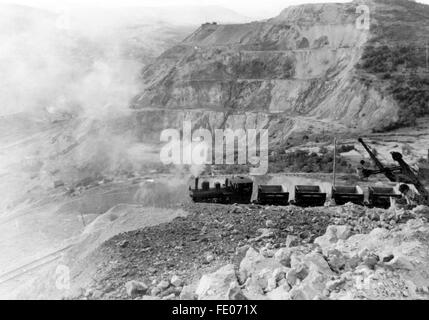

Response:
(330, 202), (419, 234)
(192, 218), (429, 300)
(73, 203), (429, 300)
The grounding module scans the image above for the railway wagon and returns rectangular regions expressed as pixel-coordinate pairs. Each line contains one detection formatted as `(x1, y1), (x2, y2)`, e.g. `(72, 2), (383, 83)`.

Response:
(257, 185), (289, 206)
(368, 186), (401, 209)
(332, 186), (364, 206)
(293, 185), (327, 207)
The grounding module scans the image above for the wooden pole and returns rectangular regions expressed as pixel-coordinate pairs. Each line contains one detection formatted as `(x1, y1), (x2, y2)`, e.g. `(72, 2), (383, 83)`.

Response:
(333, 138), (337, 187)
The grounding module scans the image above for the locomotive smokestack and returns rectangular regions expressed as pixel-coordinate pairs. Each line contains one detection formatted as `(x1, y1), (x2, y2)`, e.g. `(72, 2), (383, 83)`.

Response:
(195, 177), (199, 190)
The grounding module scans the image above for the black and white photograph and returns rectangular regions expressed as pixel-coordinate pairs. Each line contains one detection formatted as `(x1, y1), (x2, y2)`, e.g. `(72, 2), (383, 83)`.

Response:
(0, 0), (429, 306)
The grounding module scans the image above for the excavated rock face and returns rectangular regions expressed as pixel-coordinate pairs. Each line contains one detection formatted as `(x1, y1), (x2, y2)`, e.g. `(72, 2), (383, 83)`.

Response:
(129, 0), (429, 146)
(136, 2), (368, 114)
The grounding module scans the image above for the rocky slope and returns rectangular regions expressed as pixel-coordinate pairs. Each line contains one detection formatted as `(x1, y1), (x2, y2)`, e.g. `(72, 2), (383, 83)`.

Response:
(59, 202), (429, 300)
(195, 217), (429, 300)
(131, 0), (429, 148)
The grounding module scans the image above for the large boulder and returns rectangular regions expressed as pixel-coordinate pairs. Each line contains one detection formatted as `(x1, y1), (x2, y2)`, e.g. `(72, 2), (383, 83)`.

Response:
(266, 283), (291, 300)
(179, 285), (197, 300)
(302, 253), (333, 275)
(125, 280), (148, 298)
(274, 248), (293, 267)
(196, 264), (238, 300)
(170, 275), (183, 287)
(290, 269), (329, 300)
(284, 252), (334, 300)
(243, 276), (265, 296)
(286, 269), (298, 286)
(384, 254), (414, 271)
(285, 235), (299, 247)
(412, 205), (429, 217)
(242, 288), (269, 300)
(239, 247), (283, 283)
(227, 283), (248, 300)
(326, 249), (348, 272)
(314, 225), (352, 254)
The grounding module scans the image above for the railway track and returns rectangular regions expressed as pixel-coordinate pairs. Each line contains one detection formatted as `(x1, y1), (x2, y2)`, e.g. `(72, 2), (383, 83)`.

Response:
(0, 244), (74, 286)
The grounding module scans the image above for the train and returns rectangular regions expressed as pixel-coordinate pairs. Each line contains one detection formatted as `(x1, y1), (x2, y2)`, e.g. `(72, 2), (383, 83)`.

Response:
(189, 176), (402, 209)
(189, 138), (429, 209)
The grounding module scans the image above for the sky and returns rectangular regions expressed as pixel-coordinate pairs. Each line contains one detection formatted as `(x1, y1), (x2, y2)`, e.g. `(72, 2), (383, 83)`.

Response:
(1, 0), (426, 20)
(1, 0), (429, 21)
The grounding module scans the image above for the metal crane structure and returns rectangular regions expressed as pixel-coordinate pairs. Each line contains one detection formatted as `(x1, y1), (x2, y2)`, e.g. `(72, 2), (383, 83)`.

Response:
(358, 138), (429, 204)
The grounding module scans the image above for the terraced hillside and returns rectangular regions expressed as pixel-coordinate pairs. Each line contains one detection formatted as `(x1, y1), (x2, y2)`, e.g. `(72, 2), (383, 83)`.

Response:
(132, 0), (429, 149)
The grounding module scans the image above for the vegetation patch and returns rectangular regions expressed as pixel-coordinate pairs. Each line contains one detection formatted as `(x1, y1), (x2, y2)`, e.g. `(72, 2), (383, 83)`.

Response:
(268, 148), (354, 174)
(355, 0), (429, 127)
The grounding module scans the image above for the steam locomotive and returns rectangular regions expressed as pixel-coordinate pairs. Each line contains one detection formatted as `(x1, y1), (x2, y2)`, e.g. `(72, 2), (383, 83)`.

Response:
(189, 176), (254, 204)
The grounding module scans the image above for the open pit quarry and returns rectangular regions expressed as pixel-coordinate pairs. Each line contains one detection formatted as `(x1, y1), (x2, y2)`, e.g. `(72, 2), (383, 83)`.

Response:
(1, 0), (429, 302)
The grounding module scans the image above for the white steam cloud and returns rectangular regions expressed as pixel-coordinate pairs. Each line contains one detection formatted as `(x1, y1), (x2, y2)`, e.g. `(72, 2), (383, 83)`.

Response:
(0, 5), (151, 210)
(0, 5), (142, 119)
